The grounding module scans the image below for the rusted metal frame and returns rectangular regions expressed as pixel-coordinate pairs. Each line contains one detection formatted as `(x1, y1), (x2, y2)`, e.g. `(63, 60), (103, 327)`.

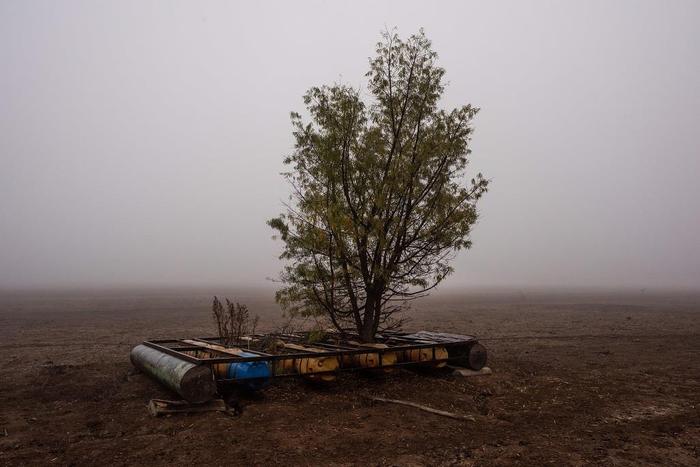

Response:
(148, 338), (332, 363)
(194, 336), (263, 349)
(204, 334), (460, 361)
(141, 340), (202, 365)
(170, 346), (216, 351)
(300, 341), (359, 351)
(142, 340), (271, 364)
(382, 331), (477, 345)
(148, 338), (196, 349)
(192, 336), (224, 342)
(378, 332), (441, 343)
(143, 337), (473, 365)
(143, 339), (260, 363)
(189, 337), (274, 356)
(184, 346), (361, 364)
(216, 354), (459, 382)
(384, 335), (434, 344)
(173, 339), (265, 359)
(218, 353), (467, 382)
(284, 340), (356, 371)
(195, 351), (318, 364)
(195, 335), (363, 354)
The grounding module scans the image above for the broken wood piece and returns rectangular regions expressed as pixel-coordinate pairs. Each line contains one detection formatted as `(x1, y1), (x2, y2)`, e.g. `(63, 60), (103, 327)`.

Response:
(148, 398), (229, 417)
(366, 396), (476, 422)
(450, 366), (492, 377)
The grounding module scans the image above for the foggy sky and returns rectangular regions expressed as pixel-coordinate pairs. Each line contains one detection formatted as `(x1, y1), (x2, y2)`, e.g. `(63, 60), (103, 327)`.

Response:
(1, 1), (699, 290)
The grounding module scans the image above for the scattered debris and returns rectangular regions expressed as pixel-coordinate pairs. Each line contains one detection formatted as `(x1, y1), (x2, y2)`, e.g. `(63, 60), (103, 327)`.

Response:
(147, 398), (231, 417)
(366, 396), (476, 422)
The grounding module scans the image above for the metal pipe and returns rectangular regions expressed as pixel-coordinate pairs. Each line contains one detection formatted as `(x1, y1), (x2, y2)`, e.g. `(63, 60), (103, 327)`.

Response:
(130, 344), (217, 403)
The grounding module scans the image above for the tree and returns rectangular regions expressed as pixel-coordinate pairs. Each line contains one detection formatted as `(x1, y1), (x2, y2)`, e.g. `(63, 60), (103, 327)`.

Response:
(268, 29), (489, 342)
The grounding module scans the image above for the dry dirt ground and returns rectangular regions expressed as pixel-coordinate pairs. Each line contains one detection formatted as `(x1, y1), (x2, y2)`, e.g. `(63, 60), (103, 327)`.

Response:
(1, 287), (699, 466)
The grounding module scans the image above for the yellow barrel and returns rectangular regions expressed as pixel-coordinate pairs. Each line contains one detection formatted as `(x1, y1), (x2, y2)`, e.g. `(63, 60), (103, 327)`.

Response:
(342, 351), (380, 368)
(363, 343), (397, 372)
(404, 346), (449, 368)
(273, 357), (296, 375)
(274, 343), (339, 382)
(377, 350), (398, 370)
(295, 355), (339, 381)
(342, 342), (398, 371)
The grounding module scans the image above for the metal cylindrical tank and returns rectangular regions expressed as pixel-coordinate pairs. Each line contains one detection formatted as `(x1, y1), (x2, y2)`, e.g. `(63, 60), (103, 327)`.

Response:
(449, 342), (488, 370)
(130, 344), (217, 403)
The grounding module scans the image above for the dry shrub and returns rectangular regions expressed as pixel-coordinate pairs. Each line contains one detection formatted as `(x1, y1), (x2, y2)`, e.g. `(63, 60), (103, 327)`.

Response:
(212, 296), (259, 346)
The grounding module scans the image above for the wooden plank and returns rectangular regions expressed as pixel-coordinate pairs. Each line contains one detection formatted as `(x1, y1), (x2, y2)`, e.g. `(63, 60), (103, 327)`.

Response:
(282, 342), (328, 353)
(181, 339), (248, 356)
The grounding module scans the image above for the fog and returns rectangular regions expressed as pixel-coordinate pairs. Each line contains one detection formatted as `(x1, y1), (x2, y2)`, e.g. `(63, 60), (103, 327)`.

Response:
(1, 1), (699, 290)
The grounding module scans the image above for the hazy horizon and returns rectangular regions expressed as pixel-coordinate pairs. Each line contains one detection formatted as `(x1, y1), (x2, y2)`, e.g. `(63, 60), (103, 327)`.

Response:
(2, 1), (699, 291)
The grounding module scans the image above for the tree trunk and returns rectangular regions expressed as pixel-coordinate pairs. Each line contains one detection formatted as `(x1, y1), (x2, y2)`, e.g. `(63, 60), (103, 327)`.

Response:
(359, 321), (375, 342)
(359, 292), (379, 342)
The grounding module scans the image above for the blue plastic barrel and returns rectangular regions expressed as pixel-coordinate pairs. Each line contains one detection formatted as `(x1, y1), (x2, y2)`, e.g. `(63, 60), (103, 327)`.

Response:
(226, 351), (271, 391)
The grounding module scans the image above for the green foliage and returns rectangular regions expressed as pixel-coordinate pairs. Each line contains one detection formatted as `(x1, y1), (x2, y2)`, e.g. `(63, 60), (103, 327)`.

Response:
(306, 328), (327, 345)
(269, 29), (489, 341)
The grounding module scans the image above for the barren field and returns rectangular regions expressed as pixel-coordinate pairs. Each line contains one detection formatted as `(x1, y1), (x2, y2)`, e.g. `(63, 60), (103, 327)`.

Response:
(1, 288), (698, 466)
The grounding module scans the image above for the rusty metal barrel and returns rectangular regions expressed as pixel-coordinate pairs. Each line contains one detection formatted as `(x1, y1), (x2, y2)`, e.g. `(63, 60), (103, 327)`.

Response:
(342, 342), (398, 371)
(130, 344), (217, 403)
(451, 342), (488, 370)
(273, 342), (339, 381)
(403, 346), (449, 367)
